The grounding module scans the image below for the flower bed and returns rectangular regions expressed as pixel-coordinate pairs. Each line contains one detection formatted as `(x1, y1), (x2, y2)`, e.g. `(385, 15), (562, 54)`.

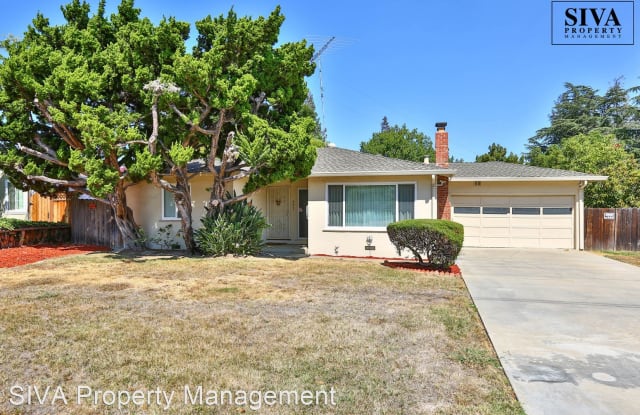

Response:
(0, 244), (110, 268)
(382, 260), (461, 276)
(0, 225), (71, 249)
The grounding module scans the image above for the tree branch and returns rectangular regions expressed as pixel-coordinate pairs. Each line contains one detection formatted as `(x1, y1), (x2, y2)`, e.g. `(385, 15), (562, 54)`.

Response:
(36, 99), (85, 149)
(17, 143), (68, 167)
(222, 167), (257, 183)
(34, 135), (58, 158)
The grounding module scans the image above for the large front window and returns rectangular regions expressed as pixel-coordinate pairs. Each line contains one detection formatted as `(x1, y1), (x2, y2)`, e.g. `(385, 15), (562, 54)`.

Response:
(327, 183), (415, 228)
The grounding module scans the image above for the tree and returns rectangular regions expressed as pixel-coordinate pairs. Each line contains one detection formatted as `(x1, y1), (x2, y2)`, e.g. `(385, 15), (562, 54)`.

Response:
(0, 0), (188, 248)
(475, 143), (523, 163)
(144, 6), (318, 251)
(380, 116), (390, 132)
(529, 80), (640, 157)
(529, 132), (640, 207)
(360, 119), (434, 162)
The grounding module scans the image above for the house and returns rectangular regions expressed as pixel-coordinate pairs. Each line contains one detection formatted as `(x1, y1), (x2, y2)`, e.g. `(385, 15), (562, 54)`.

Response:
(127, 122), (607, 255)
(0, 171), (29, 220)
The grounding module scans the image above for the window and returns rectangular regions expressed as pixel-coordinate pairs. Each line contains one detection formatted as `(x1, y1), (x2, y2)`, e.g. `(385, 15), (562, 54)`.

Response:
(543, 207), (572, 215)
(483, 207), (509, 215)
(4, 180), (26, 212)
(162, 189), (179, 219)
(327, 183), (415, 228)
(512, 207), (541, 215)
(454, 206), (481, 214)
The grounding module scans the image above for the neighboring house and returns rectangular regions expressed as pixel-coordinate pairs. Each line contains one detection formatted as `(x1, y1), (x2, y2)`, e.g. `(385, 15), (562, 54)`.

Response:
(126, 122), (607, 256)
(0, 171), (29, 220)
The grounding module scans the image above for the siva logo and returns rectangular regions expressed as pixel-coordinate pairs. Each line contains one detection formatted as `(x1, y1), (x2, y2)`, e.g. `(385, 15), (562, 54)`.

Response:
(551, 1), (635, 45)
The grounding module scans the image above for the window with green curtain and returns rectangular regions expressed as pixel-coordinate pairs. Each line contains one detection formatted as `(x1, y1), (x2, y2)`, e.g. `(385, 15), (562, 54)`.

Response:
(398, 184), (415, 220)
(345, 185), (395, 227)
(162, 189), (178, 218)
(328, 185), (343, 226)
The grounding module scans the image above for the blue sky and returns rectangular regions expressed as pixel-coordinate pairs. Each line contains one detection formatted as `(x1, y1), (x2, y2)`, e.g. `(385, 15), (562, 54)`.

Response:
(1, 0), (639, 161)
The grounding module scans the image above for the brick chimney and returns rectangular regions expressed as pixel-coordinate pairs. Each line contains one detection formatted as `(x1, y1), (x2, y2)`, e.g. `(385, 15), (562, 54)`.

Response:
(435, 122), (451, 220)
(435, 122), (449, 167)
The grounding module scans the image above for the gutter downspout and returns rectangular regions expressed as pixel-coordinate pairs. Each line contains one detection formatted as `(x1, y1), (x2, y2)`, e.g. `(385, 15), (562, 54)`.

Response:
(431, 174), (438, 219)
(578, 180), (587, 250)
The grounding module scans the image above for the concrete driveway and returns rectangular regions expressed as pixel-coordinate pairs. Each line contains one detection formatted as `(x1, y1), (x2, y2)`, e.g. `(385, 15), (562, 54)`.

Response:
(458, 248), (640, 415)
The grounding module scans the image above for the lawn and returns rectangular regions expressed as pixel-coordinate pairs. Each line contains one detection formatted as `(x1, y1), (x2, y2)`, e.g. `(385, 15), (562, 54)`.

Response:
(602, 250), (640, 267)
(0, 253), (523, 414)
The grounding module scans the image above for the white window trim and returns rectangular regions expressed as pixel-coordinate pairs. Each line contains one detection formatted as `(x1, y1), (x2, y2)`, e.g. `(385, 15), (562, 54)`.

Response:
(161, 187), (191, 221)
(324, 181), (417, 230)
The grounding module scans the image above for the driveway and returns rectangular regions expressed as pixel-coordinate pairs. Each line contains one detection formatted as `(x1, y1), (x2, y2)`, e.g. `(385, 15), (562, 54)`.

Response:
(458, 248), (640, 415)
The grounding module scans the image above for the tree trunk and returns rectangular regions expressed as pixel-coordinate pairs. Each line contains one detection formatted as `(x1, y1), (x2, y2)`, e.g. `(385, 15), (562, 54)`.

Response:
(109, 181), (144, 250)
(174, 176), (196, 254)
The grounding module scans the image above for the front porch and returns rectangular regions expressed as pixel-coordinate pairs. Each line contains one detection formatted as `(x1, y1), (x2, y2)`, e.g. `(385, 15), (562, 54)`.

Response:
(260, 243), (308, 259)
(250, 179), (309, 243)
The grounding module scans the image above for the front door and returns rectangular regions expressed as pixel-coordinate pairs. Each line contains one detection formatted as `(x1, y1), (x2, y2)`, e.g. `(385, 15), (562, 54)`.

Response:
(298, 189), (308, 238)
(267, 187), (289, 239)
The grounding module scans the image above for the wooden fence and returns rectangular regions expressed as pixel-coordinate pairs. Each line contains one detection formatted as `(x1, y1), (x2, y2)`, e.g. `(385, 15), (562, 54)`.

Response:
(70, 198), (123, 249)
(584, 208), (640, 251)
(30, 192), (70, 223)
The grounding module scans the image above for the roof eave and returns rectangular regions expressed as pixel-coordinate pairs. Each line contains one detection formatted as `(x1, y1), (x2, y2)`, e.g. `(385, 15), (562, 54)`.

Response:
(310, 169), (456, 177)
(451, 176), (608, 182)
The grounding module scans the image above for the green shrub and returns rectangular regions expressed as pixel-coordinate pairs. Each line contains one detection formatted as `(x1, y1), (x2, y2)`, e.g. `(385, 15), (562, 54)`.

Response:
(387, 219), (464, 267)
(195, 200), (270, 257)
(0, 218), (68, 230)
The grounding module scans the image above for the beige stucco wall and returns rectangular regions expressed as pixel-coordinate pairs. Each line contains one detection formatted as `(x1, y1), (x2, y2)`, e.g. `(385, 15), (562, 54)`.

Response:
(126, 174), (214, 249)
(307, 174), (435, 257)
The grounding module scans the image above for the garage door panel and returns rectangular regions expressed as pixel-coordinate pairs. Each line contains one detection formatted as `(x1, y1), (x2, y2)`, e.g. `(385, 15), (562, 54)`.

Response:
(510, 197), (541, 207)
(482, 217), (509, 227)
(452, 195), (574, 249)
(482, 237), (511, 247)
(511, 238), (541, 248)
(511, 227), (540, 238)
(481, 196), (509, 206)
(511, 218), (542, 228)
(540, 228), (572, 238)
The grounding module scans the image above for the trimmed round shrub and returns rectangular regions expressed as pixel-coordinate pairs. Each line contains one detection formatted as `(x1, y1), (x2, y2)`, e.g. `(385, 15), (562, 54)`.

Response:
(387, 219), (464, 267)
(195, 200), (269, 256)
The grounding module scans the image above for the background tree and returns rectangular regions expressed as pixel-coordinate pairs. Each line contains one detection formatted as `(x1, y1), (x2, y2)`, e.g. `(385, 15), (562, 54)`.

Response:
(475, 143), (523, 163)
(0, 0), (188, 248)
(380, 116), (390, 132)
(528, 80), (640, 158)
(360, 118), (434, 162)
(529, 132), (640, 207)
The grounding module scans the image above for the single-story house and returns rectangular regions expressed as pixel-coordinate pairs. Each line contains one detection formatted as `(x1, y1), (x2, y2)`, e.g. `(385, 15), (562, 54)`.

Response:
(127, 122), (607, 256)
(0, 171), (30, 220)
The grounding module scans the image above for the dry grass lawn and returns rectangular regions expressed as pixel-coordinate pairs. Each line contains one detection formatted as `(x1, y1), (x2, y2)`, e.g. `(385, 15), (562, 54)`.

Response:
(0, 252), (523, 414)
(602, 250), (640, 267)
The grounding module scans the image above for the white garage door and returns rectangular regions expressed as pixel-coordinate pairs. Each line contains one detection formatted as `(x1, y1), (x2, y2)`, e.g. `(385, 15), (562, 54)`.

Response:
(451, 196), (574, 249)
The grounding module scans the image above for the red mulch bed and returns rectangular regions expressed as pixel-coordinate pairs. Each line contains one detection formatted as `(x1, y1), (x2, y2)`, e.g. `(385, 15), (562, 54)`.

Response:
(383, 261), (461, 276)
(0, 244), (110, 268)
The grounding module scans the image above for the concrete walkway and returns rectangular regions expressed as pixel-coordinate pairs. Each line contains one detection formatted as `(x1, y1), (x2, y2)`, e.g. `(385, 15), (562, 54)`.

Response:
(458, 248), (640, 415)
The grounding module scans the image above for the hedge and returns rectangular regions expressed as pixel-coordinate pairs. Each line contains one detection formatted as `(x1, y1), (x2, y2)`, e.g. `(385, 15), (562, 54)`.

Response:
(387, 219), (464, 268)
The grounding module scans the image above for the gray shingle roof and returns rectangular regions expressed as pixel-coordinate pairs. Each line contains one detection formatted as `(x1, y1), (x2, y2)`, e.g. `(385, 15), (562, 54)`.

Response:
(450, 161), (607, 181)
(311, 147), (454, 176)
